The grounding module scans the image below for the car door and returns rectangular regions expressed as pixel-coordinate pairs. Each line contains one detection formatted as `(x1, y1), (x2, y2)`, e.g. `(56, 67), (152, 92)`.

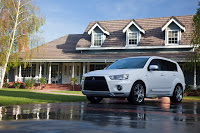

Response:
(160, 60), (173, 90)
(161, 60), (177, 90)
(147, 59), (166, 92)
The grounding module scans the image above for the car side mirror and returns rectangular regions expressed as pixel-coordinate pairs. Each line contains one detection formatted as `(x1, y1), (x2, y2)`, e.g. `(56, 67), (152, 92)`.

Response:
(149, 65), (159, 71)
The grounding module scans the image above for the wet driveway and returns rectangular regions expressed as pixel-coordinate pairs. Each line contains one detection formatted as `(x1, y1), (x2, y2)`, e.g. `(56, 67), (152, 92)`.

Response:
(0, 99), (200, 133)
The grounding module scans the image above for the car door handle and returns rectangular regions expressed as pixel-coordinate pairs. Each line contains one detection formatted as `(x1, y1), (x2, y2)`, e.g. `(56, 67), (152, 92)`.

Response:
(173, 73), (176, 76)
(161, 73), (164, 76)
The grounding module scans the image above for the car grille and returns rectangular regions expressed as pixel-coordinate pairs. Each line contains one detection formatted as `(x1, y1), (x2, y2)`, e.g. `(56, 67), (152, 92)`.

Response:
(84, 76), (109, 91)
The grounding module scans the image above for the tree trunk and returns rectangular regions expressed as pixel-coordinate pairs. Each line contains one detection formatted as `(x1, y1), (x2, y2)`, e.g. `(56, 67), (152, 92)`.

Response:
(0, 0), (21, 88)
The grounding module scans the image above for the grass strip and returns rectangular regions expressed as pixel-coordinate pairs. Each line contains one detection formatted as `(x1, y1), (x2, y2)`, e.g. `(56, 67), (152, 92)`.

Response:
(51, 91), (83, 94)
(0, 89), (86, 106)
(183, 96), (200, 101)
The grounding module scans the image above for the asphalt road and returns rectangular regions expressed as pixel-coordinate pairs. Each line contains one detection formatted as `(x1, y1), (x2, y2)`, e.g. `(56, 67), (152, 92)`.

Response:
(0, 98), (200, 133)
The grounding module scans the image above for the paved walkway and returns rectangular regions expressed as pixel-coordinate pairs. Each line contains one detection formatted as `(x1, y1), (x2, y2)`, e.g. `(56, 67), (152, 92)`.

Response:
(32, 89), (84, 96)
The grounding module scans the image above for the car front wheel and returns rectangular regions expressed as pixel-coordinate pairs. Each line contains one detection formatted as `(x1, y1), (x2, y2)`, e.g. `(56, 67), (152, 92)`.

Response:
(127, 81), (145, 105)
(170, 84), (183, 103)
(87, 96), (103, 104)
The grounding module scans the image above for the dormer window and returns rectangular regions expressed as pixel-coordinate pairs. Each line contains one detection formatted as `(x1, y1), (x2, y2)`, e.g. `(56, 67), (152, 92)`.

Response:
(88, 22), (110, 47)
(162, 17), (185, 45)
(128, 32), (138, 45)
(167, 30), (179, 44)
(94, 33), (103, 46)
(123, 20), (145, 46)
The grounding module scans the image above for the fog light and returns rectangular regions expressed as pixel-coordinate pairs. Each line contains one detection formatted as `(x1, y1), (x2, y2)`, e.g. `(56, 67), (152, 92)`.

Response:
(116, 85), (123, 91)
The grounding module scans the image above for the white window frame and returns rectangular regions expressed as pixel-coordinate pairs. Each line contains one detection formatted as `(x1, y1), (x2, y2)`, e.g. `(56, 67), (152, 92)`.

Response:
(127, 31), (139, 46)
(166, 29), (180, 45)
(92, 33), (103, 47)
(21, 64), (36, 78)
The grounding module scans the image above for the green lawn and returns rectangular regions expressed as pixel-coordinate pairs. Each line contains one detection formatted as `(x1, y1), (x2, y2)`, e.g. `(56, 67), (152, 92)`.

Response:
(183, 96), (200, 101)
(0, 89), (87, 106)
(51, 90), (83, 94)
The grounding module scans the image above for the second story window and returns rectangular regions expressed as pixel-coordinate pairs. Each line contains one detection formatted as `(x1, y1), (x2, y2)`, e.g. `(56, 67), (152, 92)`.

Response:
(93, 33), (103, 46)
(168, 30), (179, 44)
(128, 32), (138, 45)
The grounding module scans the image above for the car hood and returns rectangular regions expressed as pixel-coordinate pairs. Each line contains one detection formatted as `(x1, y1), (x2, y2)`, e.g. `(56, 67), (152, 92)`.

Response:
(84, 69), (141, 76)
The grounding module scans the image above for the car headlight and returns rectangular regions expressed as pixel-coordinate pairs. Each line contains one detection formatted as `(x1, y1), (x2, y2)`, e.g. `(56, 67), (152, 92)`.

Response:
(109, 74), (129, 80)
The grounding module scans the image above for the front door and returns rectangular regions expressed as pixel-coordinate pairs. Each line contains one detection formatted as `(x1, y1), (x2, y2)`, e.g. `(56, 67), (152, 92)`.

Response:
(62, 63), (71, 84)
(48, 63), (59, 83)
(62, 63), (81, 84)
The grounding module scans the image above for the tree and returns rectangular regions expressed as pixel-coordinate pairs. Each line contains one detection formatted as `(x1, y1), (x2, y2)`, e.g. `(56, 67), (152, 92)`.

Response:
(183, 1), (200, 89)
(0, 0), (45, 88)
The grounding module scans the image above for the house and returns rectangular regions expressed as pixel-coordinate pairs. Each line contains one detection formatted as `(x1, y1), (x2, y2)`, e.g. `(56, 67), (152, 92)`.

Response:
(7, 15), (198, 88)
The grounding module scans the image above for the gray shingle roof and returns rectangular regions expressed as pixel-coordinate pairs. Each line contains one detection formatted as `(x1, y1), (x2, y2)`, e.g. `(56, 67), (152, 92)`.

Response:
(76, 15), (193, 48)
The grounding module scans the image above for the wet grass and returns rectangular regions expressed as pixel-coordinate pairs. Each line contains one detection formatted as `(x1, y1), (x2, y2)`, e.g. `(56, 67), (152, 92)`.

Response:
(0, 88), (87, 106)
(51, 91), (83, 94)
(183, 96), (200, 101)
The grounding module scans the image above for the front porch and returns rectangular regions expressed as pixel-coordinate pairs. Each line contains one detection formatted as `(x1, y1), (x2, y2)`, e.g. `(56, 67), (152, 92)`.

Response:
(9, 62), (110, 84)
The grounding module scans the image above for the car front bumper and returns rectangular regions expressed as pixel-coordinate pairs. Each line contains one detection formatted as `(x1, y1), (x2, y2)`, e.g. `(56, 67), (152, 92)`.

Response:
(81, 76), (133, 98)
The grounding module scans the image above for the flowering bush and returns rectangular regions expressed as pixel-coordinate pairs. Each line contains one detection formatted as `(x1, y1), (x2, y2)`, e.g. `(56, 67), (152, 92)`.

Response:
(12, 80), (22, 89)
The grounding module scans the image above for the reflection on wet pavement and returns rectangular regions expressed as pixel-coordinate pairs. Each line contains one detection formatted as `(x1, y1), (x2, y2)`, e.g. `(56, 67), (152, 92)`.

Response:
(0, 99), (200, 132)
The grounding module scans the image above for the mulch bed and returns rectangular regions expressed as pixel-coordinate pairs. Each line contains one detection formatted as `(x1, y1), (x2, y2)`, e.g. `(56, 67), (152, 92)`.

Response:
(186, 90), (200, 96)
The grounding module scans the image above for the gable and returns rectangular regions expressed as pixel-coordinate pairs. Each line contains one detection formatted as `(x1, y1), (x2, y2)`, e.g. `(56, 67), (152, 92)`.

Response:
(93, 27), (103, 33)
(162, 17), (185, 32)
(167, 22), (180, 30)
(88, 22), (110, 35)
(128, 25), (139, 32)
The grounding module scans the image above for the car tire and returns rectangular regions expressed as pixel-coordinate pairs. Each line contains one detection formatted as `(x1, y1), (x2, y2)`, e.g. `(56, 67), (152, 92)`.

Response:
(170, 84), (183, 103)
(87, 96), (103, 104)
(127, 81), (145, 105)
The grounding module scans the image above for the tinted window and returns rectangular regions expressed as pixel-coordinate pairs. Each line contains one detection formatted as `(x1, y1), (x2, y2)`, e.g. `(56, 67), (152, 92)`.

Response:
(107, 58), (149, 69)
(161, 60), (177, 71)
(149, 59), (177, 71)
(149, 59), (162, 71)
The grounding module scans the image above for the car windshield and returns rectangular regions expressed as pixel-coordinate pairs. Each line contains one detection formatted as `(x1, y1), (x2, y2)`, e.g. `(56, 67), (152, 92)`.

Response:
(107, 58), (149, 69)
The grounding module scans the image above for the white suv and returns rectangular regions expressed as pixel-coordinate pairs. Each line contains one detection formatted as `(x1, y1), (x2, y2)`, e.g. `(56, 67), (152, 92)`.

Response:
(81, 56), (185, 104)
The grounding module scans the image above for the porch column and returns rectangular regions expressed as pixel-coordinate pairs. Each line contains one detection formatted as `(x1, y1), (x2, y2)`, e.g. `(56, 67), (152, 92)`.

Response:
(87, 63), (90, 72)
(39, 63), (42, 79)
(19, 65), (22, 81)
(83, 63), (85, 75)
(48, 63), (51, 84)
(194, 64), (197, 90)
(72, 63), (75, 78)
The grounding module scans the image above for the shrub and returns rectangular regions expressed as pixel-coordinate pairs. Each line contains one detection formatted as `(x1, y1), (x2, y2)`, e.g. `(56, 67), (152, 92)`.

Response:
(39, 77), (46, 85)
(183, 85), (192, 96)
(71, 77), (78, 91)
(3, 82), (9, 88)
(25, 79), (35, 89)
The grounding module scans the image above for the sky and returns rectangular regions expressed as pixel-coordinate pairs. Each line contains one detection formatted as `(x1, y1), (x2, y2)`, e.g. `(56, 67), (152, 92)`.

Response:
(35, 0), (199, 43)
